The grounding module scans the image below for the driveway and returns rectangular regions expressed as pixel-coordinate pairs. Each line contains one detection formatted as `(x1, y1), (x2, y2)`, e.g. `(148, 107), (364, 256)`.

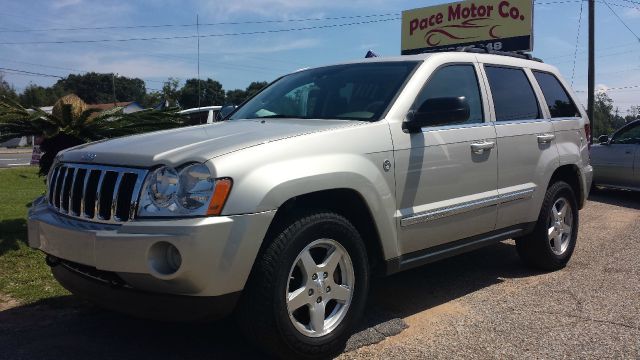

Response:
(0, 189), (638, 359)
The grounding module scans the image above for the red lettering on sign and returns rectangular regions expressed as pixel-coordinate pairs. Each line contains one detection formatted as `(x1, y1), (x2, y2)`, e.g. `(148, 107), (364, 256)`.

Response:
(498, 1), (510, 17)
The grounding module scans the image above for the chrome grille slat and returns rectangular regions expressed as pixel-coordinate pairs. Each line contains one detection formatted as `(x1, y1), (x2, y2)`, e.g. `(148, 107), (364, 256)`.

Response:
(48, 167), (60, 205)
(80, 169), (91, 217)
(110, 173), (124, 221)
(94, 170), (107, 220)
(53, 166), (66, 209)
(68, 168), (79, 215)
(47, 163), (148, 224)
(129, 175), (146, 220)
(58, 167), (73, 213)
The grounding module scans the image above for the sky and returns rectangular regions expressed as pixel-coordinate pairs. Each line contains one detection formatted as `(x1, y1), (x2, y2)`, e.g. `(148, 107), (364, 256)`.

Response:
(0, 0), (639, 112)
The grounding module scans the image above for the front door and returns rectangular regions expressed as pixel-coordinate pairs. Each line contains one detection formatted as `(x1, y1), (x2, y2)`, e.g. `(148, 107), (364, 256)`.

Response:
(595, 122), (640, 188)
(394, 63), (498, 255)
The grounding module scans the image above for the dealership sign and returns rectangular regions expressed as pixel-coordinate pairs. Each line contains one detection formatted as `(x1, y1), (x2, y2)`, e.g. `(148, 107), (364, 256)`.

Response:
(401, 0), (533, 54)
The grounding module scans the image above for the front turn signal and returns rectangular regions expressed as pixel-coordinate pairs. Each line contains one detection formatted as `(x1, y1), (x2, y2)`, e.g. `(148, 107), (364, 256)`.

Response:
(206, 178), (233, 216)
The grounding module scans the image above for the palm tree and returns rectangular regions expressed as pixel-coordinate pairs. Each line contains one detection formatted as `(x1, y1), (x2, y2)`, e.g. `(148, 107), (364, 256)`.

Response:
(0, 94), (184, 175)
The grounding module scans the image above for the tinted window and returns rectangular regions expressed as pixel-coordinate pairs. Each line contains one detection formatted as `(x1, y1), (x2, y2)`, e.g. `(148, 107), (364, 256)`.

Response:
(182, 111), (209, 125)
(485, 66), (540, 121)
(413, 64), (484, 125)
(533, 71), (580, 118)
(229, 62), (419, 121)
(611, 123), (640, 144)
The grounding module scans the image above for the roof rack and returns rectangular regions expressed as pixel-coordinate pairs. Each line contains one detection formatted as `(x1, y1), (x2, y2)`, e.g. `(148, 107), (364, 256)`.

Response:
(457, 46), (543, 63)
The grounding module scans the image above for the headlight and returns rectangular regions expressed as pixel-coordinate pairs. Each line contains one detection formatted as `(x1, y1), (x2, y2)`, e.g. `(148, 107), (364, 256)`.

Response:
(149, 167), (179, 208)
(137, 164), (232, 218)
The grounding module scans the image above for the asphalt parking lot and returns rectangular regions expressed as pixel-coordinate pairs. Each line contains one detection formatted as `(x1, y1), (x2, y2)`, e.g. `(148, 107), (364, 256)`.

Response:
(0, 189), (638, 359)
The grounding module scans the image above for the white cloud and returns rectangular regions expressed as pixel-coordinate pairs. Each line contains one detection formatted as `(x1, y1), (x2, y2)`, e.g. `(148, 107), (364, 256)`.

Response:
(52, 0), (83, 9)
(623, 8), (640, 19)
(207, 38), (321, 55)
(200, 0), (391, 19)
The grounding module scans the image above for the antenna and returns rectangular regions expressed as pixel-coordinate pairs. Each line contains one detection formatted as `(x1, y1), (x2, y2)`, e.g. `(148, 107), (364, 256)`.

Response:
(197, 13), (201, 108)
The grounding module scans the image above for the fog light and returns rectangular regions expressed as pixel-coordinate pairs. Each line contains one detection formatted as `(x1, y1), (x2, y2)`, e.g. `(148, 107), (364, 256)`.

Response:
(148, 241), (182, 276)
(166, 243), (182, 271)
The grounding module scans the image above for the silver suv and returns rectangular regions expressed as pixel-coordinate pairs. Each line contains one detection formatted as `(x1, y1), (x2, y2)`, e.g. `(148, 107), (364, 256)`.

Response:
(28, 51), (592, 359)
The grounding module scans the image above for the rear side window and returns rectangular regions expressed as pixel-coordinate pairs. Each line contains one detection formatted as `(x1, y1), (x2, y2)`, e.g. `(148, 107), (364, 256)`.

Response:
(485, 66), (540, 121)
(532, 71), (580, 118)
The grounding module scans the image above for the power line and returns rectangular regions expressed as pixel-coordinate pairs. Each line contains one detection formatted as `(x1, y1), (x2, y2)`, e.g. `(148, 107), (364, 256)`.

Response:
(0, 67), (62, 78)
(0, 17), (399, 45)
(602, 0), (640, 42)
(576, 84), (640, 92)
(571, 1), (584, 85)
(0, 12), (399, 33)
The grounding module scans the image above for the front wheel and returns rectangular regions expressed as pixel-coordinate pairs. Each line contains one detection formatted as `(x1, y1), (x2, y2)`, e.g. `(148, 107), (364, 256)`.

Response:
(237, 211), (369, 359)
(516, 181), (579, 271)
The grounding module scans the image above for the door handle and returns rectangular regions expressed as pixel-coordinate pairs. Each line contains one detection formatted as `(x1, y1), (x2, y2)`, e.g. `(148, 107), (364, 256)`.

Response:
(537, 133), (555, 144)
(470, 141), (495, 154)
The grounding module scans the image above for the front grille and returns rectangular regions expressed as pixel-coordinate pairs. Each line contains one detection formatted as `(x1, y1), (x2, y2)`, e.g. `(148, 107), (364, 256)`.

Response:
(47, 163), (148, 223)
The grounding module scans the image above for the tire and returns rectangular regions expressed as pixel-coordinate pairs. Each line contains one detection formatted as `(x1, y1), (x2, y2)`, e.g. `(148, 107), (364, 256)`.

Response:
(516, 181), (579, 271)
(237, 211), (369, 359)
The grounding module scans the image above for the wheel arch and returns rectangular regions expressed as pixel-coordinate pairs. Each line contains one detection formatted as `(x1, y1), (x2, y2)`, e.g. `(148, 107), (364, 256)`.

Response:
(260, 188), (388, 276)
(548, 164), (585, 209)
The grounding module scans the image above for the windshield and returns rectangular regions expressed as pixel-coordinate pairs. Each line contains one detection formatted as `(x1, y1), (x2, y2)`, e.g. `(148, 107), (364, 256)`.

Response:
(229, 61), (420, 121)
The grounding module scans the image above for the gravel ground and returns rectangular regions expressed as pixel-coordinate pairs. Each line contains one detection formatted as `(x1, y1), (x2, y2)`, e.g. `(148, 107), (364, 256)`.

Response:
(0, 189), (638, 359)
(341, 188), (640, 359)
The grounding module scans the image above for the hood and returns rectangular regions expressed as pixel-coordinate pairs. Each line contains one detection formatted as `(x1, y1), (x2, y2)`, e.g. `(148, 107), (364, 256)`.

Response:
(59, 119), (360, 168)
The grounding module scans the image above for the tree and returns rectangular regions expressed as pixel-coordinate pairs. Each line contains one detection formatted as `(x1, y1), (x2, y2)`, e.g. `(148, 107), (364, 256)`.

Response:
(593, 91), (614, 138)
(0, 94), (184, 175)
(0, 73), (18, 101)
(162, 77), (181, 107)
(52, 72), (146, 104)
(178, 78), (225, 109)
(225, 81), (268, 105)
(142, 90), (163, 108)
(245, 81), (268, 98)
(19, 84), (64, 107)
(225, 89), (247, 105)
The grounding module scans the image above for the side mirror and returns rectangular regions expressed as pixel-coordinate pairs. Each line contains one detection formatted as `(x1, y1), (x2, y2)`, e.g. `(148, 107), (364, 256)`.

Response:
(598, 135), (609, 144)
(217, 105), (237, 121)
(403, 97), (470, 133)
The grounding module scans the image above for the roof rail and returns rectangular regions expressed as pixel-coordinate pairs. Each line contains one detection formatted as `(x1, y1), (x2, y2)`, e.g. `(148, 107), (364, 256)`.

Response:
(457, 46), (543, 63)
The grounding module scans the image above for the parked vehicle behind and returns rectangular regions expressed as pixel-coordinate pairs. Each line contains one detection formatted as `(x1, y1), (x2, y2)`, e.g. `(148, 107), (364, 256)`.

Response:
(591, 119), (640, 191)
(28, 50), (592, 359)
(178, 105), (222, 125)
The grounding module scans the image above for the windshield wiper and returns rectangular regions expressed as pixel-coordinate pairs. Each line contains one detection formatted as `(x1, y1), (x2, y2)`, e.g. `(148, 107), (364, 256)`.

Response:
(254, 114), (311, 119)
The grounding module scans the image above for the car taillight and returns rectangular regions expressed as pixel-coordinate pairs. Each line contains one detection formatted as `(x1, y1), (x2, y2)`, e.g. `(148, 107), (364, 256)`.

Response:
(584, 123), (591, 150)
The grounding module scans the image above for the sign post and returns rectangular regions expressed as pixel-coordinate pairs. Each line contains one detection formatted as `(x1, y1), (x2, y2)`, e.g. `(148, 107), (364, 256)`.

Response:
(401, 0), (533, 54)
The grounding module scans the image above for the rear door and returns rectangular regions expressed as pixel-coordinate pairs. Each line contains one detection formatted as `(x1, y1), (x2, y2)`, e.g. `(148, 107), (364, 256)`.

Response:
(481, 64), (559, 230)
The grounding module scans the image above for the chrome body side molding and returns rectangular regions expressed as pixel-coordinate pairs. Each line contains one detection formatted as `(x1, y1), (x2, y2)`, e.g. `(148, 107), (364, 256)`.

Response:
(400, 188), (535, 227)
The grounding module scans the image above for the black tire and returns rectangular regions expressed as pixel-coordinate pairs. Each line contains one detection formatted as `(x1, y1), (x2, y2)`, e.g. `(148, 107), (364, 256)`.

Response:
(516, 181), (579, 271)
(237, 211), (369, 359)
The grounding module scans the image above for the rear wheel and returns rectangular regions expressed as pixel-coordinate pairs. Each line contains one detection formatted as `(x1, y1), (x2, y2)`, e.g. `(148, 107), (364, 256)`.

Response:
(516, 181), (579, 270)
(237, 211), (369, 359)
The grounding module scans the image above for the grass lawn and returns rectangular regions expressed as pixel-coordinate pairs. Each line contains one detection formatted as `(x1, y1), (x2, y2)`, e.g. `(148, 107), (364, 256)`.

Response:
(0, 167), (68, 303)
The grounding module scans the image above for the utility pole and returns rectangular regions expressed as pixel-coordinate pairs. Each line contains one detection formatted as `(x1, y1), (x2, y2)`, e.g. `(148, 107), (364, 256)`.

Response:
(587, 0), (595, 144)
(112, 73), (117, 106)
(197, 14), (201, 109)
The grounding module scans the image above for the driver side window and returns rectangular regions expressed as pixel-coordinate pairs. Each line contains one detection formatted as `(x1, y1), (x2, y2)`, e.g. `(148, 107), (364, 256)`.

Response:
(611, 124), (640, 145)
(413, 64), (484, 126)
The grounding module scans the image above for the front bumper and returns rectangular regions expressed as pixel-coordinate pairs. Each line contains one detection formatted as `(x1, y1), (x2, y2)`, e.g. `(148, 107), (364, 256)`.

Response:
(51, 262), (240, 321)
(28, 196), (276, 299)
